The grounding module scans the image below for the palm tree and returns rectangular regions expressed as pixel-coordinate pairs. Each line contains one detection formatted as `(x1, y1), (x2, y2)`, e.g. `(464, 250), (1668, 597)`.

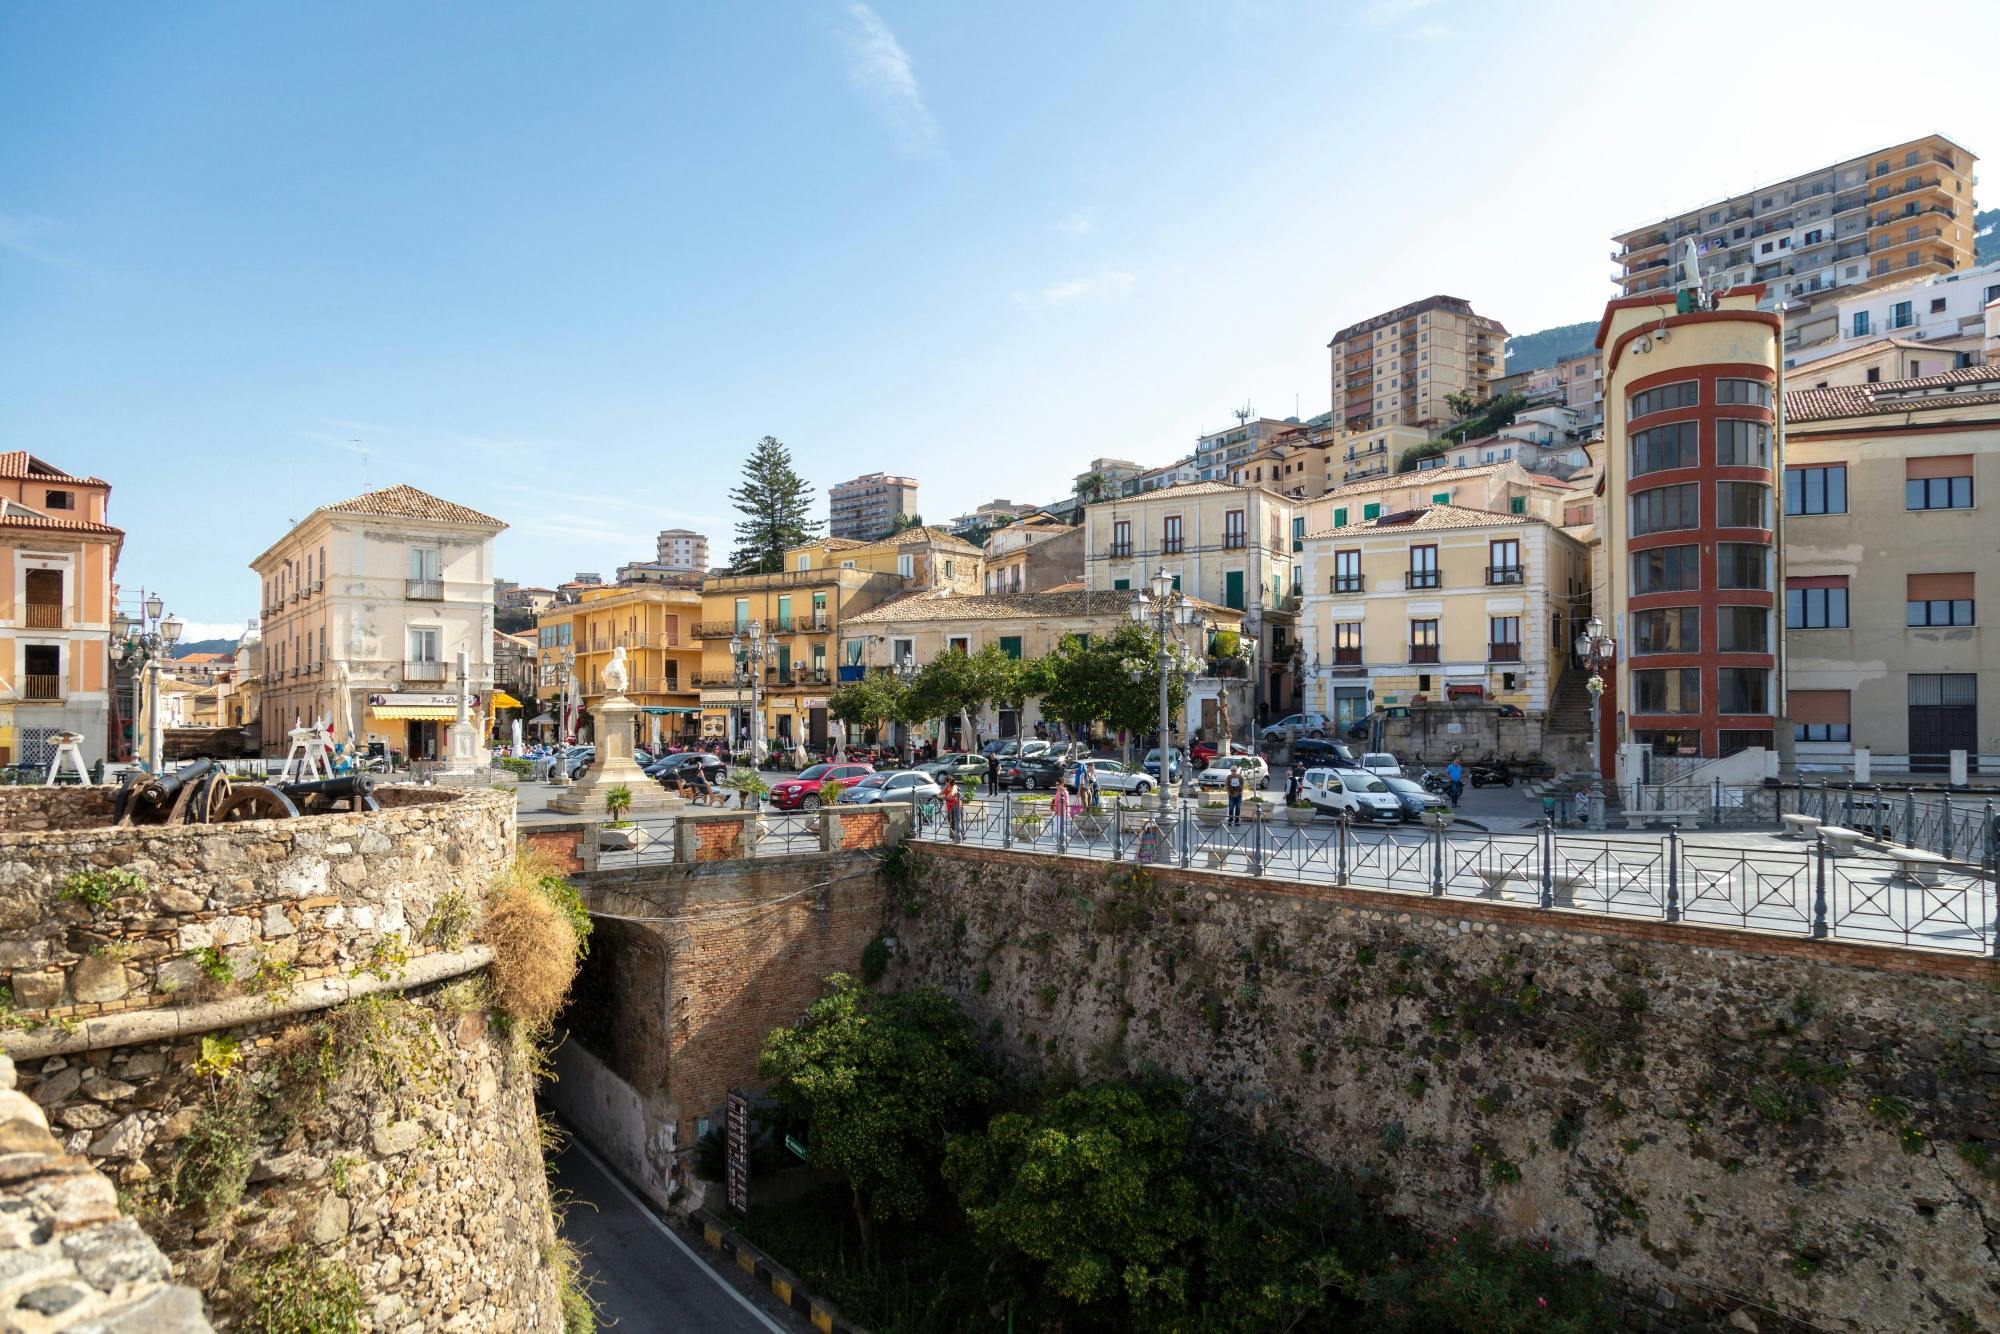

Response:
(1075, 472), (1107, 505)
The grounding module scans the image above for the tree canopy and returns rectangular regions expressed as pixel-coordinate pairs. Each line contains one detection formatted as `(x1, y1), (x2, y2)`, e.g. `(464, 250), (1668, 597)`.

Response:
(729, 436), (822, 573)
(827, 671), (911, 739)
(758, 976), (993, 1255)
(1024, 622), (1189, 741)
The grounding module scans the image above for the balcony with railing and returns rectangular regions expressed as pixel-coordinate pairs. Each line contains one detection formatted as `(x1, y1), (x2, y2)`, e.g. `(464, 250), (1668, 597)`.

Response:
(21, 674), (61, 702)
(1332, 574), (1365, 594)
(22, 601), (63, 630)
(1486, 565), (1524, 585)
(1161, 538), (1184, 555)
(1107, 543), (1133, 559)
(1222, 533), (1246, 550)
(1408, 644), (1440, 665)
(406, 578), (444, 601)
(404, 660), (447, 684)
(695, 621), (749, 639)
(1343, 443), (1387, 462)
(1333, 646), (1362, 665)
(1406, 569), (1440, 590)
(1488, 643), (1522, 663)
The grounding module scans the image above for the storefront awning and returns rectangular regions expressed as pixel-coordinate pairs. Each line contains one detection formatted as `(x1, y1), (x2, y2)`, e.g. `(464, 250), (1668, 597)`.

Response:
(371, 706), (459, 721)
(642, 706), (702, 715)
(490, 691), (523, 710)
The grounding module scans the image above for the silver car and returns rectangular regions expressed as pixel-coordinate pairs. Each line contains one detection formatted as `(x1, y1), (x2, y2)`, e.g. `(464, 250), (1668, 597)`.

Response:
(1077, 758), (1158, 795)
(836, 771), (943, 805)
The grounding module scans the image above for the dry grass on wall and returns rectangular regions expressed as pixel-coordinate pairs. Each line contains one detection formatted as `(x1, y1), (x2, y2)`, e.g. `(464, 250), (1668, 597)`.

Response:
(483, 849), (588, 1037)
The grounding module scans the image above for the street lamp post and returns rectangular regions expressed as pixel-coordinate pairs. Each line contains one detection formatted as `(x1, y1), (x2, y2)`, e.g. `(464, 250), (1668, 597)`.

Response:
(728, 622), (767, 766)
(1128, 566), (1204, 819)
(893, 653), (922, 765)
(110, 592), (183, 774)
(1574, 615), (1614, 832)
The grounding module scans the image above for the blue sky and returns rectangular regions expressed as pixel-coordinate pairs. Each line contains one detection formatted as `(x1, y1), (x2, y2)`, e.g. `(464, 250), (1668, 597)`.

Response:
(4, 0), (1996, 634)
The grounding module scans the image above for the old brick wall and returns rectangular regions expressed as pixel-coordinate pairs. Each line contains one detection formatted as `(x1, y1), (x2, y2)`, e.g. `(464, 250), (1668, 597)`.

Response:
(890, 845), (2000, 1334)
(0, 787), (117, 833)
(551, 850), (885, 1204)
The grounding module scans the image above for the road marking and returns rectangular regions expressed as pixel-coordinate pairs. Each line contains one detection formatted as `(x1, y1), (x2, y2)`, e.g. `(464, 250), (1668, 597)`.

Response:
(566, 1133), (790, 1334)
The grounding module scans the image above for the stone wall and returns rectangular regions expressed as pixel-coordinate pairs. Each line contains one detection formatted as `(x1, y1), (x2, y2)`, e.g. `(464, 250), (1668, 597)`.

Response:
(551, 850), (886, 1209)
(0, 1052), (211, 1332)
(889, 844), (2000, 1334)
(0, 787), (566, 1331)
(0, 787), (511, 1022)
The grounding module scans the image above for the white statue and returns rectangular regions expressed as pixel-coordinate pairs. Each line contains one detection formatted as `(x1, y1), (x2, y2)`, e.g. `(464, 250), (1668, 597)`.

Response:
(603, 645), (630, 695)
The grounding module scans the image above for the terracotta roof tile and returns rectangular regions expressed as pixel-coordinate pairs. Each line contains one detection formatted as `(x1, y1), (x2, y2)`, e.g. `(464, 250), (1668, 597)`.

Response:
(319, 483), (504, 527)
(0, 513), (123, 537)
(857, 525), (983, 554)
(0, 451), (108, 486)
(1320, 461), (1511, 499)
(1785, 367), (2000, 423)
(1304, 503), (1546, 540)
(842, 587), (1238, 626)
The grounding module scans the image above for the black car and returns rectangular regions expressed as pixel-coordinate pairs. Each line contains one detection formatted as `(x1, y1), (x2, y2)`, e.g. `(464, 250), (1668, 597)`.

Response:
(1000, 753), (1070, 791)
(648, 752), (725, 786)
(1292, 738), (1358, 768)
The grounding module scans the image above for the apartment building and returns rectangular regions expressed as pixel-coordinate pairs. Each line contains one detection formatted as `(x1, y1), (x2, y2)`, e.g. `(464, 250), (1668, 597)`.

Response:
(1559, 349), (1606, 430)
(1610, 134), (1979, 353)
(841, 587), (1244, 746)
(534, 585), (702, 745)
(1076, 459), (1145, 499)
(0, 452), (121, 768)
(1300, 460), (1566, 536)
(1300, 506), (1588, 732)
(982, 513), (1083, 594)
(1787, 259), (2000, 376)
(1781, 367), (2000, 771)
(1438, 405), (1593, 477)
(1193, 418), (1298, 482)
(1083, 481), (1298, 725)
(947, 498), (1042, 536)
(1595, 287), (1781, 777)
(1328, 296), (1508, 434)
(696, 526), (981, 750)
(828, 472), (920, 541)
(250, 483), (505, 760)
(654, 528), (709, 572)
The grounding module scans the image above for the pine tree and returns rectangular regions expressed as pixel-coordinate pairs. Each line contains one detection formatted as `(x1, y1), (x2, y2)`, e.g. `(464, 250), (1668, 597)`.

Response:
(728, 436), (822, 573)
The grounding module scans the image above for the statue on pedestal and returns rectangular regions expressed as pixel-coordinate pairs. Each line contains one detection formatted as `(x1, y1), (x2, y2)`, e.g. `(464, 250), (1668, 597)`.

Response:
(603, 645), (629, 696)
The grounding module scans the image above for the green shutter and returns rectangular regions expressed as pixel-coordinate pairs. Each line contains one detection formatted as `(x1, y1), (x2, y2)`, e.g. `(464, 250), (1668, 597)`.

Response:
(1171, 574), (1182, 592)
(998, 636), (1023, 660)
(1225, 571), (1245, 610)
(1510, 496), (1526, 514)
(1432, 493), (1450, 505)
(1334, 507), (1348, 528)
(1363, 502), (1382, 520)
(1113, 578), (1130, 591)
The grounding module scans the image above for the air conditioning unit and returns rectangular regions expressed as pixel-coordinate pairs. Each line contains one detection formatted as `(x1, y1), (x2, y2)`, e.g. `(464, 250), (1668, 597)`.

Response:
(1910, 330), (1927, 340)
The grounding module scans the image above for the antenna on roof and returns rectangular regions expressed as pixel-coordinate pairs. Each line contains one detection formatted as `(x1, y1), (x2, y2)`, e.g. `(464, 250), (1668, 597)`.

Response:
(353, 440), (369, 491)
(1234, 403), (1252, 427)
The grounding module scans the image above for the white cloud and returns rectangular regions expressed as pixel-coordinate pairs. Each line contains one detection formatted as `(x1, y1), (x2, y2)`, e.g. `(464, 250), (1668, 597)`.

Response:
(1052, 209), (1096, 238)
(1012, 266), (1135, 309)
(0, 210), (65, 265)
(841, 3), (940, 157)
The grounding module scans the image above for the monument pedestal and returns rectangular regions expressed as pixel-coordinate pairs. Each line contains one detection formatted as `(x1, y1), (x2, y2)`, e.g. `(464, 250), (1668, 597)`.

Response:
(550, 693), (685, 816)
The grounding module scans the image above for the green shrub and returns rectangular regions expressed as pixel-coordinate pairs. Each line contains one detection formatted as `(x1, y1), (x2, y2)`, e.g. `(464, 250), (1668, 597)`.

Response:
(169, 1099), (255, 1222)
(60, 867), (145, 911)
(236, 1248), (364, 1334)
(859, 936), (891, 985)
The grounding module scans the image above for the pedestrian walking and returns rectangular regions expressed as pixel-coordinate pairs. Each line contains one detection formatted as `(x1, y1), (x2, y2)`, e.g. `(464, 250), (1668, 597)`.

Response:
(1051, 779), (1072, 839)
(986, 750), (1001, 798)
(1445, 757), (1465, 806)
(941, 774), (963, 841)
(1226, 767), (1245, 827)
(1286, 759), (1305, 805)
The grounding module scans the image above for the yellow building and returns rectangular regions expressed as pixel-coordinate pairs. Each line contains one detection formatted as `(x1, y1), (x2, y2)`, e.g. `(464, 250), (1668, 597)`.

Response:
(1300, 506), (1589, 732)
(534, 584), (702, 746)
(697, 527), (983, 751)
(1329, 295), (1507, 434)
(1299, 460), (1566, 537)
(841, 587), (1245, 744)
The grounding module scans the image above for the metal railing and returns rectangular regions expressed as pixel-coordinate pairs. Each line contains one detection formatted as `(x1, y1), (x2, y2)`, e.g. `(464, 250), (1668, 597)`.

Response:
(909, 796), (1997, 957)
(22, 603), (63, 629)
(1406, 570), (1440, 589)
(598, 809), (827, 864)
(405, 579), (444, 601)
(1332, 575), (1364, 593)
(1408, 645), (1440, 664)
(404, 660), (447, 684)
(21, 674), (61, 702)
(1486, 566), (1524, 585)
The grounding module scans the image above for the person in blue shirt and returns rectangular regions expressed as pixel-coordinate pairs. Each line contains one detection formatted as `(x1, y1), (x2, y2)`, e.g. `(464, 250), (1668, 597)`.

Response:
(1445, 758), (1464, 806)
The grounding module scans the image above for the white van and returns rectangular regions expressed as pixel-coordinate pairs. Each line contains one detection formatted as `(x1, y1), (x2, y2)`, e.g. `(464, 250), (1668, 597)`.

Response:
(1300, 768), (1404, 824)
(1359, 752), (1402, 778)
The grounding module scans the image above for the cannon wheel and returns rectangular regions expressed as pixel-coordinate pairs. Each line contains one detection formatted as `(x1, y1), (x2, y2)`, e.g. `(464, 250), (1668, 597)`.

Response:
(212, 784), (301, 822)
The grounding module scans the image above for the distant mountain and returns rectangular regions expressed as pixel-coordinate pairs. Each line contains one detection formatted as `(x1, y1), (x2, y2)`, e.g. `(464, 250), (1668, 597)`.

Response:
(1503, 320), (1597, 374)
(1978, 208), (1997, 266)
(172, 638), (239, 658)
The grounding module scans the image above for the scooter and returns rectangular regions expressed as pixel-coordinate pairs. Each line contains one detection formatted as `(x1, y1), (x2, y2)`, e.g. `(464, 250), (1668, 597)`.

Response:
(1419, 769), (1450, 796)
(1470, 759), (1515, 788)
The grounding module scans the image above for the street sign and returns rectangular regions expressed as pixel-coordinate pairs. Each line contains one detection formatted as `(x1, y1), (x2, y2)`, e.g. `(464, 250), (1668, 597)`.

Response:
(784, 1134), (811, 1163)
(726, 1090), (750, 1214)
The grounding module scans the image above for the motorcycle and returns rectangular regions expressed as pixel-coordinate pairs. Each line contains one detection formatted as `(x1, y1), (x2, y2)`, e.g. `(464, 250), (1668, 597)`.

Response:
(1418, 769), (1450, 796)
(1470, 759), (1515, 788)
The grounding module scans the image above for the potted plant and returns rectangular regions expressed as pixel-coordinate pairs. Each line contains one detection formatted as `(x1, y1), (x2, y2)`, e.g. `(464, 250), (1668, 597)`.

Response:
(1246, 794), (1274, 821)
(599, 785), (640, 849)
(820, 778), (849, 805)
(1285, 798), (1317, 827)
(723, 767), (769, 809)
(1012, 796), (1049, 841)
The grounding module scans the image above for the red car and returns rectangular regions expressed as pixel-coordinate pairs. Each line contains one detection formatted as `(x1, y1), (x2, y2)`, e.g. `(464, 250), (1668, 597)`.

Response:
(1190, 739), (1221, 766)
(768, 762), (874, 810)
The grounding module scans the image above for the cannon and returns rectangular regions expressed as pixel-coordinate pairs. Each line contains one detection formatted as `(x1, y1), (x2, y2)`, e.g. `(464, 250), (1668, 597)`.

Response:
(280, 773), (379, 815)
(113, 761), (302, 825)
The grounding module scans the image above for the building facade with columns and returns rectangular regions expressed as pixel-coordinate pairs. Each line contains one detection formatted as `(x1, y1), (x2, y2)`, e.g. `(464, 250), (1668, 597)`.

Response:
(250, 484), (504, 760)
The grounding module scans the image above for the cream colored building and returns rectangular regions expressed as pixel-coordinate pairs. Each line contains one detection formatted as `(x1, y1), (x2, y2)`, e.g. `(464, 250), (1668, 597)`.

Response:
(982, 513), (1081, 594)
(1329, 295), (1507, 433)
(841, 587), (1245, 744)
(250, 484), (505, 759)
(1300, 507), (1588, 731)
(1299, 461), (1565, 536)
(1781, 367), (2000, 770)
(1083, 480), (1299, 724)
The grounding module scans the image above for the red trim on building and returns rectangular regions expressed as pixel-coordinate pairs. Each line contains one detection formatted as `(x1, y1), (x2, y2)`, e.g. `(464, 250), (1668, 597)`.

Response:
(1592, 286), (1769, 350)
(1604, 310), (1781, 373)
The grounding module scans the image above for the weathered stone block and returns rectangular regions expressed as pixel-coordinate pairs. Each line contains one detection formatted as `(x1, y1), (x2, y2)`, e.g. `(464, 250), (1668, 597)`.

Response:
(69, 954), (132, 1005)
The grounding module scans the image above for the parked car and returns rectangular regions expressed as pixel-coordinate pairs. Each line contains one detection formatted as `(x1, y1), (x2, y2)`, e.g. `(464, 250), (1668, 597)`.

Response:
(769, 761), (876, 810)
(1299, 767), (1404, 823)
(836, 771), (942, 805)
(917, 752), (989, 785)
(1379, 774), (1450, 822)
(1040, 740), (1091, 765)
(648, 752), (725, 787)
(1260, 712), (1329, 740)
(1079, 757), (1158, 795)
(1139, 748), (1184, 783)
(1291, 738), (1358, 768)
(1359, 752), (1402, 779)
(1197, 754), (1270, 790)
(1002, 753), (1068, 791)
(1189, 739), (1221, 766)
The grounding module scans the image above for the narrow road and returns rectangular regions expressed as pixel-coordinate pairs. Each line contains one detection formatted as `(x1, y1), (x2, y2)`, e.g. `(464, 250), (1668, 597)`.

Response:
(550, 1135), (808, 1334)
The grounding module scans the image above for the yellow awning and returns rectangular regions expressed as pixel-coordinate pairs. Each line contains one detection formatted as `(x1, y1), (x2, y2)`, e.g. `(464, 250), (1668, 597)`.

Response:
(489, 691), (523, 710)
(370, 706), (458, 721)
